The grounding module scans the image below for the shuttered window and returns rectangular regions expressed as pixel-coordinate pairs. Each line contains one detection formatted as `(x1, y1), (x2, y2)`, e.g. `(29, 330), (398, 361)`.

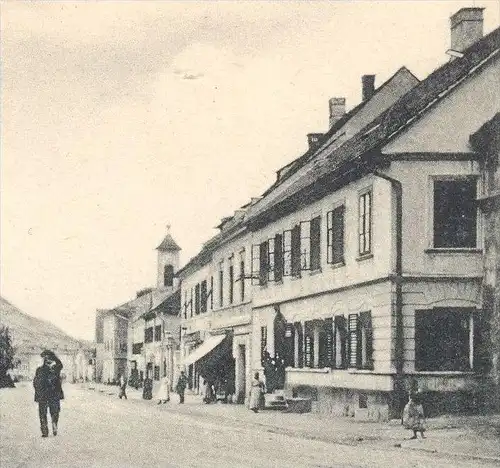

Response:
(283, 322), (295, 367)
(259, 241), (269, 286)
(267, 239), (275, 282)
(334, 315), (348, 369)
(229, 258), (234, 304)
(210, 276), (214, 310)
(194, 284), (200, 314)
(310, 216), (321, 271)
(348, 314), (359, 368)
(295, 322), (304, 368)
(218, 261), (224, 307)
(304, 321), (315, 368)
(327, 205), (345, 264)
(300, 221), (311, 270)
(154, 325), (162, 341)
(200, 280), (207, 313)
(282, 230), (292, 276)
(274, 233), (284, 282)
(239, 252), (245, 302)
(251, 245), (260, 285)
(318, 318), (334, 368)
(359, 311), (374, 370)
(291, 225), (301, 277)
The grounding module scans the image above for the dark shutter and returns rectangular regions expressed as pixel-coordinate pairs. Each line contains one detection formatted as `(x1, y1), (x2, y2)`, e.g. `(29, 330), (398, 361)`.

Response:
(334, 315), (348, 369)
(324, 318), (334, 368)
(251, 245), (260, 285)
(291, 225), (301, 277)
(332, 205), (345, 264)
(284, 322), (295, 367)
(304, 321), (315, 368)
(295, 322), (304, 368)
(259, 241), (269, 286)
(274, 233), (284, 282)
(348, 314), (359, 368)
(310, 216), (321, 271)
(359, 311), (373, 370)
(200, 280), (207, 313)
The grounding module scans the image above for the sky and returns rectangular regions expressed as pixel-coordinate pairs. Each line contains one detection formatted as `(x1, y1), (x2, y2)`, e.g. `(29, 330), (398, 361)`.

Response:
(1, 1), (499, 341)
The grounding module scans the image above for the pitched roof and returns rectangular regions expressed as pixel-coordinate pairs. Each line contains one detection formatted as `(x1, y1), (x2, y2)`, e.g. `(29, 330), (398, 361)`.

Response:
(246, 26), (500, 227)
(156, 233), (181, 252)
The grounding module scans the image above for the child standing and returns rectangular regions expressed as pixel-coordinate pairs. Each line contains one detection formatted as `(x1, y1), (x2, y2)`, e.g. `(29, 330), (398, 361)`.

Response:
(402, 392), (426, 439)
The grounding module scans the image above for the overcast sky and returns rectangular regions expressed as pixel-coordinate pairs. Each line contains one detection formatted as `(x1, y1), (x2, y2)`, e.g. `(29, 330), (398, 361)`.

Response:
(1, 1), (499, 341)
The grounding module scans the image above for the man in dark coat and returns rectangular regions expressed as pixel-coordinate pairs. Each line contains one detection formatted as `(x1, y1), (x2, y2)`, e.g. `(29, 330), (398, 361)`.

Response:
(33, 350), (64, 437)
(175, 370), (188, 404)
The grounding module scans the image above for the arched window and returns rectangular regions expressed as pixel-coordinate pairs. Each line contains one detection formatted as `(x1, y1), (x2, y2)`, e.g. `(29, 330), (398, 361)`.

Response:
(164, 264), (174, 287)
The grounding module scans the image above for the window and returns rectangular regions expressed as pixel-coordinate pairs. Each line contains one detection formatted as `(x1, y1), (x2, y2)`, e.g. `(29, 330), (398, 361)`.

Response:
(348, 312), (374, 370)
(190, 288), (193, 317)
(251, 245), (260, 285)
(183, 291), (188, 319)
(282, 230), (292, 276)
(267, 239), (275, 282)
(144, 327), (153, 344)
(229, 257), (234, 304)
(304, 321), (315, 368)
(318, 318), (333, 368)
(358, 191), (372, 256)
(300, 221), (311, 270)
(259, 241), (269, 286)
(132, 342), (143, 355)
(200, 280), (207, 313)
(260, 326), (267, 365)
(294, 322), (304, 368)
(415, 308), (473, 371)
(154, 324), (162, 341)
(283, 323), (295, 367)
(310, 216), (321, 271)
(433, 179), (477, 248)
(164, 264), (174, 287)
(219, 261), (224, 307)
(194, 284), (200, 315)
(333, 315), (348, 369)
(210, 276), (214, 310)
(327, 205), (345, 265)
(291, 225), (301, 277)
(274, 234), (283, 282)
(239, 251), (245, 302)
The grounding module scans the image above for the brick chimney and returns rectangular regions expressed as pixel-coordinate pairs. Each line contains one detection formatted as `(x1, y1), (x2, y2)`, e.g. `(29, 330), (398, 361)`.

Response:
(362, 75), (375, 102)
(329, 97), (346, 128)
(450, 8), (484, 53)
(307, 133), (324, 151)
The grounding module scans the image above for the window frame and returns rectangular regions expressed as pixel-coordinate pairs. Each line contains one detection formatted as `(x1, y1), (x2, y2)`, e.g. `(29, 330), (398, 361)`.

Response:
(228, 256), (234, 304)
(327, 203), (346, 265)
(429, 175), (480, 250)
(358, 188), (372, 257)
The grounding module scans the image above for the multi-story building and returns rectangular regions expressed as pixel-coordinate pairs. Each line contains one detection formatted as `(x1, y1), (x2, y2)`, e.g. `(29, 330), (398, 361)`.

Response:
(178, 213), (254, 403)
(96, 229), (181, 385)
(471, 112), (500, 411)
(243, 8), (499, 419)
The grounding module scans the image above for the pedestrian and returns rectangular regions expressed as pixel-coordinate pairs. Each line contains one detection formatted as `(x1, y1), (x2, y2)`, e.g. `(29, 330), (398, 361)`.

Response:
(175, 371), (188, 404)
(156, 375), (170, 404)
(33, 350), (64, 438)
(402, 392), (426, 439)
(118, 374), (127, 400)
(202, 379), (214, 404)
(142, 373), (153, 400)
(249, 372), (265, 413)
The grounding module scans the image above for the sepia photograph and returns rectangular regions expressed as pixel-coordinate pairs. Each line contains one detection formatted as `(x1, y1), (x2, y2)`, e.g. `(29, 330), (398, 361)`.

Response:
(1, 1), (499, 466)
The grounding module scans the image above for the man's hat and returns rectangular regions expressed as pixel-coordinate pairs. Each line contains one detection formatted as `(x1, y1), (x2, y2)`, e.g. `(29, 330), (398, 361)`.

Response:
(41, 349), (55, 358)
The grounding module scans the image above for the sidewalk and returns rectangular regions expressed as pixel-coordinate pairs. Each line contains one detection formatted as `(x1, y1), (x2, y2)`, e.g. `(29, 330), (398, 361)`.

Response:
(85, 383), (500, 464)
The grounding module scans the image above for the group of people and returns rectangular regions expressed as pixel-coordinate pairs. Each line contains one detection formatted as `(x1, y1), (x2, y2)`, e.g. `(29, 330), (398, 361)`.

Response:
(117, 370), (189, 405)
(32, 348), (426, 440)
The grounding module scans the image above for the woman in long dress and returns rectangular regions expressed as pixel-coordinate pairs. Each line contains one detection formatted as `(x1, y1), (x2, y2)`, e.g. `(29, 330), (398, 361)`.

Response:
(402, 392), (426, 439)
(156, 375), (170, 404)
(249, 372), (265, 413)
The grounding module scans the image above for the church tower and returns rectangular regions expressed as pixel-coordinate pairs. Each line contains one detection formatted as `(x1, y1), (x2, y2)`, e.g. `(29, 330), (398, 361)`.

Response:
(155, 226), (181, 290)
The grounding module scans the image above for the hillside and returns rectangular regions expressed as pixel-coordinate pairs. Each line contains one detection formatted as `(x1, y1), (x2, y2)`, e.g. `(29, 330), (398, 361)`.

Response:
(0, 296), (84, 353)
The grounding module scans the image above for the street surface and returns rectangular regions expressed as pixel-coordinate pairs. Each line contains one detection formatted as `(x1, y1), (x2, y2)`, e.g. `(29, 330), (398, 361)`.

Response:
(1, 383), (497, 468)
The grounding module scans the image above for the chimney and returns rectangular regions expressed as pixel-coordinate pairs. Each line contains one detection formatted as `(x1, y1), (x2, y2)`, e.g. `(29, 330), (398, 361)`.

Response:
(450, 8), (484, 53)
(329, 97), (346, 128)
(362, 75), (375, 102)
(307, 133), (324, 151)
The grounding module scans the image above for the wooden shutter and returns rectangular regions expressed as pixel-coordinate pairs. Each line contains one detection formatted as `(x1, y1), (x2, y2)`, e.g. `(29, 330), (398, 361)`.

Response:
(284, 322), (295, 367)
(304, 321), (314, 368)
(359, 311), (373, 370)
(323, 318), (334, 368)
(291, 224), (301, 277)
(259, 241), (269, 286)
(310, 216), (321, 271)
(334, 315), (348, 369)
(332, 205), (345, 264)
(348, 314), (359, 368)
(251, 245), (260, 285)
(274, 233), (283, 282)
(295, 322), (304, 368)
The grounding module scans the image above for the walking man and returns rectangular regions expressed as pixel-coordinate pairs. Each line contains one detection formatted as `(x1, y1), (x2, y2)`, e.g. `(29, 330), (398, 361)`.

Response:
(118, 374), (127, 400)
(33, 350), (64, 438)
(175, 370), (188, 404)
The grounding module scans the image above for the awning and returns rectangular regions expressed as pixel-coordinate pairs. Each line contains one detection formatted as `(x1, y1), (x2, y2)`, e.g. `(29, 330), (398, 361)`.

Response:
(183, 335), (226, 366)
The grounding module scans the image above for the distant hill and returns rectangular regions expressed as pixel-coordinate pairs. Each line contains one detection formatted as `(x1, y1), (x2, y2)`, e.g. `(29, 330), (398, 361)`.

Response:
(0, 296), (85, 354)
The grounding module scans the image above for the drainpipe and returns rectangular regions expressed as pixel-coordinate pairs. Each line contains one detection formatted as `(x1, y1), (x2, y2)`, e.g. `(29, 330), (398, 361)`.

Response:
(372, 171), (404, 415)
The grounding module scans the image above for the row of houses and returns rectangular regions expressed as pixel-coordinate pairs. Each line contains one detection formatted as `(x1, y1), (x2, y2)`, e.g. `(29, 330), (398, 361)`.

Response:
(95, 7), (500, 420)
